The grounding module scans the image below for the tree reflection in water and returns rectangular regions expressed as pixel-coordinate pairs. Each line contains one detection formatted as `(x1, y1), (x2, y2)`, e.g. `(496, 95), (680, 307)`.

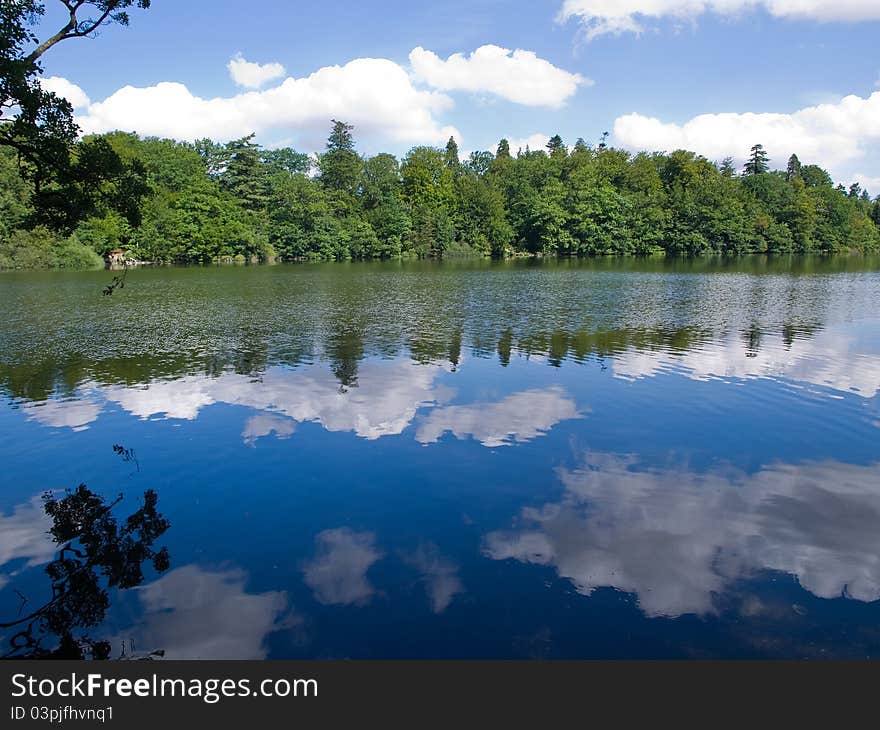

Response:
(1, 485), (170, 660)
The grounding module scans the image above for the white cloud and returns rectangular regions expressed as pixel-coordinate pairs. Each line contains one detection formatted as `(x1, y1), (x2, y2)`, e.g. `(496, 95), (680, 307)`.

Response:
(416, 387), (581, 447)
(486, 452), (880, 617)
(302, 529), (382, 606)
(613, 91), (880, 178)
(410, 45), (589, 108)
(227, 53), (286, 89)
(40, 76), (90, 109)
(559, 0), (880, 40)
(121, 565), (291, 659)
(72, 57), (458, 146)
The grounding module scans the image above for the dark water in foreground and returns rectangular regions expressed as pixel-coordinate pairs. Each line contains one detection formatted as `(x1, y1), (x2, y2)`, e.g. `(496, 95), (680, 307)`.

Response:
(1, 257), (880, 659)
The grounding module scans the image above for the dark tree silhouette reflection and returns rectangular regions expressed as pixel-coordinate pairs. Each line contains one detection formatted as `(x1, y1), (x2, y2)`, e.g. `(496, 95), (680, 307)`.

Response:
(1, 485), (170, 660)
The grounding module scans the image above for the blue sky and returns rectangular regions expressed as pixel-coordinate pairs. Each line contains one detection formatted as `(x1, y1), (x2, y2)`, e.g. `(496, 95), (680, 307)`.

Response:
(32, 0), (880, 191)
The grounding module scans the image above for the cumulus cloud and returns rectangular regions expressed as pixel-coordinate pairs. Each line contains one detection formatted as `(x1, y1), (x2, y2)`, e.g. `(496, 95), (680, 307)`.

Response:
(51, 44), (587, 149)
(227, 53), (286, 89)
(410, 45), (589, 108)
(486, 451), (880, 617)
(559, 0), (880, 40)
(40, 76), (90, 109)
(72, 57), (458, 146)
(613, 91), (880, 177)
(416, 387), (581, 447)
(120, 565), (291, 659)
(302, 529), (382, 606)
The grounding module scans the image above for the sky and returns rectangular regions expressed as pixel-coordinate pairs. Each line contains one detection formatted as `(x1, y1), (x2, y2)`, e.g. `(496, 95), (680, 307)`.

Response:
(32, 0), (880, 192)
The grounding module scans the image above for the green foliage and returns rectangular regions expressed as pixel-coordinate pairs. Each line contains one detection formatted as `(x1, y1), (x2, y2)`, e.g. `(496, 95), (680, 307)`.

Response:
(319, 120), (362, 194)
(744, 144), (770, 175)
(2, 118), (879, 268)
(786, 154), (802, 182)
(0, 147), (31, 238)
(0, 226), (104, 269)
(1, 1), (151, 231)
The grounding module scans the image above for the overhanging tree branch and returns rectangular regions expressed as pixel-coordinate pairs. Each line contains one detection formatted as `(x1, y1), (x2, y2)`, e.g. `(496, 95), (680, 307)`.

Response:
(23, 1), (150, 64)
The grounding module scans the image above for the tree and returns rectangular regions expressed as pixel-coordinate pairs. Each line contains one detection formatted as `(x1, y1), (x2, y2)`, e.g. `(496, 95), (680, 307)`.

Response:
(1, 1), (151, 230)
(401, 146), (454, 256)
(360, 152), (409, 256)
(546, 134), (566, 159)
(2, 0), (151, 158)
(220, 134), (268, 210)
(318, 120), (361, 194)
(496, 139), (511, 159)
(801, 164), (832, 188)
(719, 157), (736, 177)
(194, 137), (227, 178)
(465, 151), (494, 176)
(454, 172), (512, 256)
(262, 147), (311, 177)
(33, 135), (150, 232)
(444, 136), (460, 169)
(786, 153), (802, 182)
(744, 144), (769, 175)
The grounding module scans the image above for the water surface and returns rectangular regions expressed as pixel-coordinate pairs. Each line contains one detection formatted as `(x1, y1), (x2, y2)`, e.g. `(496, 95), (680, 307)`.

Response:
(2, 258), (880, 658)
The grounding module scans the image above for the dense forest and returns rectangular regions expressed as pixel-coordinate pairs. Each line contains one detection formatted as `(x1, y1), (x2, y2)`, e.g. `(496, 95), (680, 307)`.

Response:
(2, 123), (879, 269)
(2, 2), (879, 269)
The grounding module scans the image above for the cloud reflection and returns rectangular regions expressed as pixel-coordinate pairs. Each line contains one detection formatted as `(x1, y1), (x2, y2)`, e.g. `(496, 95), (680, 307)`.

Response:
(121, 565), (291, 659)
(405, 543), (463, 613)
(302, 529), (382, 606)
(22, 398), (102, 431)
(104, 360), (453, 441)
(485, 452), (880, 617)
(0, 497), (55, 591)
(416, 387), (581, 447)
(242, 413), (296, 446)
(612, 328), (880, 397)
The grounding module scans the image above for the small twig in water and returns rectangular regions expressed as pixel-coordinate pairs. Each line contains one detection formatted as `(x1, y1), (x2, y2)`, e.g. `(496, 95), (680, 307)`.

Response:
(112, 444), (140, 472)
(102, 263), (128, 296)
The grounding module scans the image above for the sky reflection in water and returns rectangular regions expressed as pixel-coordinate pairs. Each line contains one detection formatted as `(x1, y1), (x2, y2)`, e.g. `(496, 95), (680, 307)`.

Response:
(1, 260), (880, 658)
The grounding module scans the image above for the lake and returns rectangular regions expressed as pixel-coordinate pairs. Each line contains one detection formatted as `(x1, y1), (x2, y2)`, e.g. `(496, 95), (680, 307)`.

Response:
(2, 257), (880, 659)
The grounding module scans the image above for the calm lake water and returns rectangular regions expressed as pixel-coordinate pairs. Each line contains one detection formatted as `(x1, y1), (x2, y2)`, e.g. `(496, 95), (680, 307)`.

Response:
(2, 257), (880, 659)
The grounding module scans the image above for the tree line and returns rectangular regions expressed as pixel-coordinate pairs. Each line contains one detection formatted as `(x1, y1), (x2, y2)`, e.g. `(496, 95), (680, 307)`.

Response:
(2, 125), (879, 268)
